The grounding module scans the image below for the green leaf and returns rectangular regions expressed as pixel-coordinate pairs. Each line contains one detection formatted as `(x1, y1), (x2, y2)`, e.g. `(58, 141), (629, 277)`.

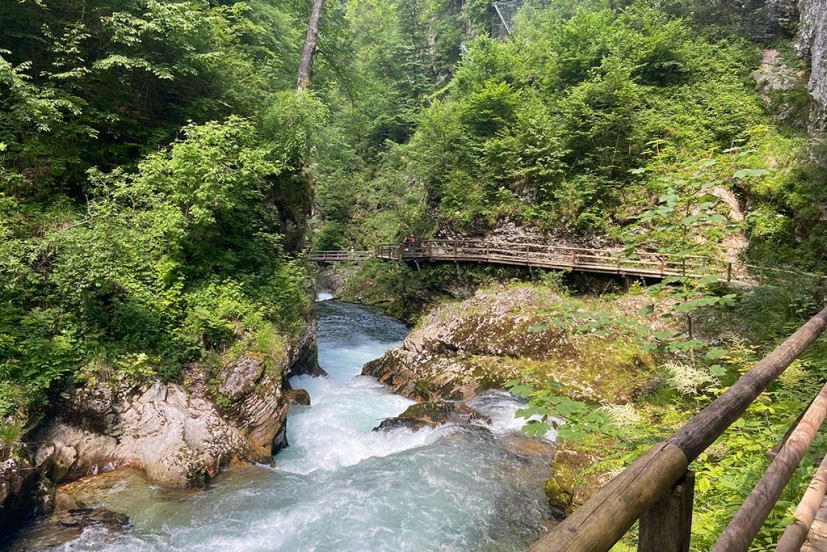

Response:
(653, 329), (676, 340)
(709, 364), (728, 377)
(528, 321), (548, 333)
(733, 168), (771, 179)
(705, 348), (728, 361)
(521, 420), (551, 438)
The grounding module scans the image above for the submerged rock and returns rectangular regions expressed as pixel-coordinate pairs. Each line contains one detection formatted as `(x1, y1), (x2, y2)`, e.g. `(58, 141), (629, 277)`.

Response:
(11, 472), (137, 552)
(374, 400), (491, 432)
(285, 388), (311, 406)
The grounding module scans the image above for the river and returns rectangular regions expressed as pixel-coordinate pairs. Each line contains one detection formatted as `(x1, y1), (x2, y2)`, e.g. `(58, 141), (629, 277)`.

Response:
(15, 297), (552, 551)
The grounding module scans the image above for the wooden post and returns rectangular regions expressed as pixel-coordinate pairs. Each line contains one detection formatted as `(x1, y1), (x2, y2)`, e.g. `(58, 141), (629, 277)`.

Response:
(660, 258), (666, 276)
(727, 262), (732, 283)
(681, 258), (686, 276)
(529, 442), (691, 552)
(639, 471), (695, 552)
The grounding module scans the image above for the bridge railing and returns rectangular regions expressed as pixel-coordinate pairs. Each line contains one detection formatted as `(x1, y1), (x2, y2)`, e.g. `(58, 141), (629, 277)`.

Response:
(307, 250), (371, 263)
(531, 305), (827, 552)
(347, 240), (825, 288)
(378, 239), (726, 280)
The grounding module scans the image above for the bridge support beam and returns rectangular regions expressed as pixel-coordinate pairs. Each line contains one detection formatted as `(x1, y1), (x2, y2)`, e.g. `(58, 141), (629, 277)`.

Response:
(639, 471), (694, 552)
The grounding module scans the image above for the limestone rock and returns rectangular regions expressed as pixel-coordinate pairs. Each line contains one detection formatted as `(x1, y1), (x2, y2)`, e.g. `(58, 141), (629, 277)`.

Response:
(363, 285), (651, 403)
(798, 0), (827, 142)
(33, 318), (321, 489)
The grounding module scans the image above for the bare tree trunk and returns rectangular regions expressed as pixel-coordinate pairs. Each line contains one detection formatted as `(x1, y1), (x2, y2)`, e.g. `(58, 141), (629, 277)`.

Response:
(297, 0), (325, 92)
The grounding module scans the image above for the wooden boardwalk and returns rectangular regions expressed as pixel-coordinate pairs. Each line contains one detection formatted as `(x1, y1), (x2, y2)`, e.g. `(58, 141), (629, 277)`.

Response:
(309, 239), (824, 287)
(307, 250), (371, 263)
(374, 240), (730, 281)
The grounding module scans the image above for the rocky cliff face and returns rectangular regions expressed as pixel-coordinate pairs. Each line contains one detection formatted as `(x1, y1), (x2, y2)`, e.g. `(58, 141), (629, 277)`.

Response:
(32, 325), (320, 492)
(798, 0), (827, 142)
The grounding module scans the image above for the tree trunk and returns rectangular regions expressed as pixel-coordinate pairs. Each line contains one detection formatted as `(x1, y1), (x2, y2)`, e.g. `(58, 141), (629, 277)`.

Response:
(297, 0), (325, 92)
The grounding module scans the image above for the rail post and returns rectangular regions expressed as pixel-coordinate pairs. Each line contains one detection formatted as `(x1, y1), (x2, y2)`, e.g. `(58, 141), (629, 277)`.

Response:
(660, 257), (665, 276)
(682, 258), (686, 277)
(727, 262), (732, 283)
(638, 471), (695, 552)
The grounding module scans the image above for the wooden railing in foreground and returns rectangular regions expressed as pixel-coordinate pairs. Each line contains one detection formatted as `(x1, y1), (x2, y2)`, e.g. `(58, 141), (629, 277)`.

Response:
(530, 305), (827, 552)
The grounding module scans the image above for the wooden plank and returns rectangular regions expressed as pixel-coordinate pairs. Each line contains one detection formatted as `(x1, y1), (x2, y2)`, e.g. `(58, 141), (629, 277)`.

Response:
(778, 450), (827, 552)
(639, 471), (695, 552)
(712, 380), (827, 552)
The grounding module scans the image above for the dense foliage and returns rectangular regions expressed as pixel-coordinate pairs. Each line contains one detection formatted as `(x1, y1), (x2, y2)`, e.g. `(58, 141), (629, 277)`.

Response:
(314, 0), (827, 271)
(2, 0), (827, 550)
(0, 0), (326, 424)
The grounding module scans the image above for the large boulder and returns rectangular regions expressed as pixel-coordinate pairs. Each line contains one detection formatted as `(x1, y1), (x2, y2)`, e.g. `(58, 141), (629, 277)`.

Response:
(363, 285), (654, 404)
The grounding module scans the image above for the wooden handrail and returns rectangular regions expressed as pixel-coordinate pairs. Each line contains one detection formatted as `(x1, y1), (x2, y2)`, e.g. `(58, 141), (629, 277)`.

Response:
(530, 305), (827, 552)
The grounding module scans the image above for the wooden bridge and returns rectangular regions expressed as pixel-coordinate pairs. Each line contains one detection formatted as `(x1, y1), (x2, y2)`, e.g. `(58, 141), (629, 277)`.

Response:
(309, 239), (812, 286)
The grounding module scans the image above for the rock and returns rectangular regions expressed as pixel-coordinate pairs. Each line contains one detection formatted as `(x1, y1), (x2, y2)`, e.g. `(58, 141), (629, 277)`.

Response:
(219, 356), (264, 399)
(33, 320), (320, 490)
(362, 284), (652, 403)
(35, 380), (250, 488)
(798, 0), (827, 144)
(374, 400), (491, 432)
(753, 49), (808, 125)
(8, 504), (130, 551)
(0, 454), (39, 537)
(544, 447), (601, 518)
(285, 389), (311, 406)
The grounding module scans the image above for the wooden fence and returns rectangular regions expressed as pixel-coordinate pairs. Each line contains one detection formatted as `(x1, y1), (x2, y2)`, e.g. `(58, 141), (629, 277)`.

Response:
(307, 250), (371, 263)
(530, 305), (827, 552)
(376, 240), (732, 282)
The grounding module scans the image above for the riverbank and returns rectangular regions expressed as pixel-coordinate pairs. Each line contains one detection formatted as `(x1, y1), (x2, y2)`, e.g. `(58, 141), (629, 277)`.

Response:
(1, 313), (322, 541)
(7, 299), (555, 551)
